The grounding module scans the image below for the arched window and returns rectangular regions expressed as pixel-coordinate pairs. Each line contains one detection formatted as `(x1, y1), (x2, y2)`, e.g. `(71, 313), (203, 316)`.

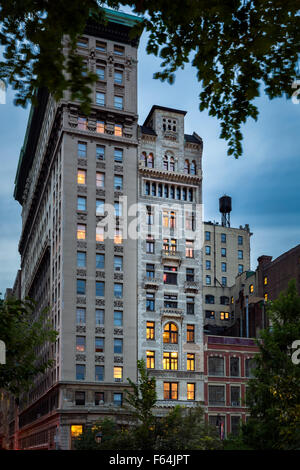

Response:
(140, 152), (146, 165)
(163, 155), (168, 170)
(163, 323), (178, 344)
(190, 160), (196, 175)
(170, 156), (175, 172)
(147, 153), (154, 168)
(184, 160), (190, 174)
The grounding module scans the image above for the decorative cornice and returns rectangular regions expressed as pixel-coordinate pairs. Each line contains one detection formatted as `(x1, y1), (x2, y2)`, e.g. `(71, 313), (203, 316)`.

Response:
(139, 163), (202, 184)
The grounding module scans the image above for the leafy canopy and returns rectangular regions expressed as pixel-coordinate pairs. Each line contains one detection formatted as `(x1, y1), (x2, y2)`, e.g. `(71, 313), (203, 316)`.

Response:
(0, 297), (57, 396)
(0, 1), (299, 157)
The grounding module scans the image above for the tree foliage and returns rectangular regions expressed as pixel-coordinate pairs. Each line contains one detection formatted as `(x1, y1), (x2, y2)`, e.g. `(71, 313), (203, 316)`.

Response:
(74, 359), (222, 450)
(0, 1), (299, 157)
(242, 280), (300, 450)
(0, 297), (57, 396)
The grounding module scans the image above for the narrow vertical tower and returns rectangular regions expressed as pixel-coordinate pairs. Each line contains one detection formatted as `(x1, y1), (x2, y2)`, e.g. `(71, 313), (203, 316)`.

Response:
(219, 195), (232, 228)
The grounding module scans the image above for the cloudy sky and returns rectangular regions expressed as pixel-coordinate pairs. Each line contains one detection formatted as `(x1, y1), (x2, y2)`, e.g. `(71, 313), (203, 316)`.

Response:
(0, 23), (299, 296)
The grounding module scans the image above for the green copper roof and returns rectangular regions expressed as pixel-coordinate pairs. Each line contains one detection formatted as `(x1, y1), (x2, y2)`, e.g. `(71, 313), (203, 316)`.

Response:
(102, 7), (143, 27)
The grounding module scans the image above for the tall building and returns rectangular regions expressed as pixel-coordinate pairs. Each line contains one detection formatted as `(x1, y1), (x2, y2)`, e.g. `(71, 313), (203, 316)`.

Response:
(11, 10), (204, 449)
(203, 197), (252, 334)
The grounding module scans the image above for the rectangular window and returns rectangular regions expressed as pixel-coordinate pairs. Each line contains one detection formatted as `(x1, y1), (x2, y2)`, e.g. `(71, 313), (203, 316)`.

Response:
(163, 266), (177, 285)
(114, 283), (123, 298)
(114, 124), (123, 137)
(208, 356), (224, 376)
(114, 256), (123, 271)
(96, 281), (104, 297)
(146, 321), (155, 340)
(163, 352), (178, 370)
(187, 383), (195, 400)
(146, 292), (155, 311)
(114, 148), (123, 162)
(208, 385), (225, 405)
(205, 231), (211, 241)
(75, 391), (85, 405)
(186, 268), (194, 282)
(96, 226), (104, 242)
(95, 309), (104, 325)
(96, 145), (105, 160)
(205, 310), (215, 319)
(146, 264), (155, 279)
(185, 240), (194, 258)
(146, 235), (155, 254)
(205, 246), (211, 255)
(187, 296), (195, 315)
(231, 386), (241, 406)
(95, 392), (104, 405)
(245, 358), (256, 378)
(77, 196), (86, 211)
(96, 199), (104, 215)
(220, 311), (229, 320)
(113, 393), (123, 406)
(114, 175), (123, 190)
(114, 95), (123, 109)
(77, 279), (86, 295)
(206, 275), (211, 285)
(95, 337), (104, 353)
(114, 339), (123, 354)
(96, 172), (105, 188)
(77, 37), (88, 48)
(96, 120), (105, 133)
(238, 235), (243, 245)
(231, 416), (241, 436)
(77, 251), (86, 268)
(95, 365), (104, 381)
(76, 336), (85, 352)
(206, 260), (211, 270)
(163, 382), (178, 400)
(77, 169), (86, 185)
(114, 228), (123, 244)
(221, 247), (226, 257)
(187, 324), (195, 343)
(221, 262), (227, 272)
(76, 308), (86, 325)
(114, 45), (124, 56)
(187, 353), (195, 371)
(114, 310), (123, 327)
(96, 253), (105, 269)
(185, 212), (195, 231)
(76, 365), (85, 381)
(78, 141), (87, 158)
(221, 233), (226, 243)
(114, 366), (123, 381)
(78, 117), (87, 130)
(96, 66), (105, 80)
(221, 277), (227, 287)
(238, 264), (243, 274)
(238, 250), (243, 260)
(96, 41), (106, 52)
(114, 70), (123, 84)
(164, 294), (177, 309)
(146, 351), (155, 369)
(96, 92), (105, 106)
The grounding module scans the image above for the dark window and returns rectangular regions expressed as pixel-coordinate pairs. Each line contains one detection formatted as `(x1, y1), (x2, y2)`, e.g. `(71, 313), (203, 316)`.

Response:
(95, 365), (104, 381)
(163, 266), (177, 285)
(95, 392), (104, 405)
(164, 294), (177, 309)
(187, 296), (195, 314)
(77, 279), (86, 295)
(186, 268), (194, 282)
(96, 254), (105, 269)
(230, 357), (240, 377)
(75, 391), (85, 405)
(205, 295), (215, 304)
(220, 296), (229, 305)
(231, 386), (240, 406)
(208, 356), (224, 376)
(205, 310), (215, 319)
(146, 292), (155, 311)
(208, 385), (225, 405)
(146, 264), (155, 279)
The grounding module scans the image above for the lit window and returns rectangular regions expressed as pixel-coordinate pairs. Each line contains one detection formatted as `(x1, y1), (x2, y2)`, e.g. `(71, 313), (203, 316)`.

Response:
(186, 240), (194, 258)
(249, 284), (254, 293)
(264, 293), (268, 301)
(76, 336), (85, 352)
(187, 353), (195, 371)
(78, 141), (87, 158)
(220, 311), (229, 321)
(96, 120), (105, 133)
(71, 425), (83, 438)
(163, 382), (178, 400)
(77, 224), (86, 240)
(187, 383), (195, 400)
(96, 226), (104, 242)
(146, 321), (155, 340)
(146, 351), (155, 369)
(163, 352), (178, 370)
(77, 170), (86, 185)
(114, 228), (123, 244)
(114, 366), (123, 380)
(96, 92), (105, 106)
(187, 324), (195, 343)
(114, 124), (123, 136)
(114, 311), (123, 326)
(264, 276), (268, 285)
(114, 95), (123, 109)
(96, 172), (105, 188)
(163, 323), (178, 344)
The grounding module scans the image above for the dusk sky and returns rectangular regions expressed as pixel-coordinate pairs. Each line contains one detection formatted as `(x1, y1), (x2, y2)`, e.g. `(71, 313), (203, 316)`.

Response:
(0, 21), (299, 296)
